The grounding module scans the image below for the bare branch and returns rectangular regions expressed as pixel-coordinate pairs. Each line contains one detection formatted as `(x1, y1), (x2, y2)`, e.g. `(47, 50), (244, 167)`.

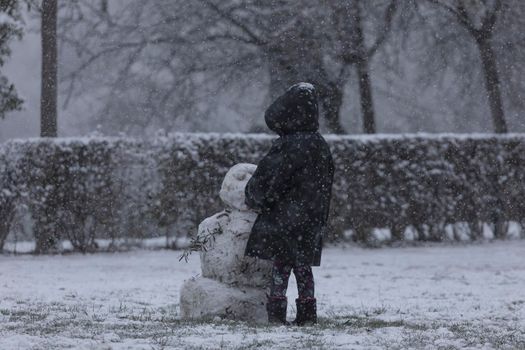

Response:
(426, 0), (479, 35)
(367, 0), (398, 58)
(197, 0), (266, 46)
(480, 0), (502, 35)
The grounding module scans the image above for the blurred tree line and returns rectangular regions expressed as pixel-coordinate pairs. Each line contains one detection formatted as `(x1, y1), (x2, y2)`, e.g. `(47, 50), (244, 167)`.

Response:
(1, 0), (525, 136)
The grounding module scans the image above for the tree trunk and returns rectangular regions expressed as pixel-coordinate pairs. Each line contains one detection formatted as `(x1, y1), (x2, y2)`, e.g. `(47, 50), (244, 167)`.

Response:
(354, 5), (377, 134)
(41, 0), (58, 138)
(100, 0), (108, 13)
(0, 209), (15, 252)
(356, 57), (376, 134)
(493, 220), (508, 240)
(34, 224), (60, 254)
(476, 37), (507, 133)
(391, 224), (405, 241)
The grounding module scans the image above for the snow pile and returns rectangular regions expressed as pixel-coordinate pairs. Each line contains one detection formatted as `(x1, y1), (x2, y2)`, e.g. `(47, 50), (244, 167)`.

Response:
(2, 242), (525, 348)
(180, 164), (272, 323)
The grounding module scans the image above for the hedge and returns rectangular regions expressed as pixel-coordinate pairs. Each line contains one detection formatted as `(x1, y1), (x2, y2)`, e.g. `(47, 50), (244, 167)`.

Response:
(1, 133), (525, 253)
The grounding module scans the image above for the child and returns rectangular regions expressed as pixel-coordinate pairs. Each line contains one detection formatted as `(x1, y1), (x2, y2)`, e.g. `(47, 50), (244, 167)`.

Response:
(244, 82), (335, 325)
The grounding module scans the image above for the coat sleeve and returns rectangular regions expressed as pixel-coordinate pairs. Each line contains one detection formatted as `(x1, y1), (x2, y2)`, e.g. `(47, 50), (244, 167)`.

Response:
(245, 138), (299, 211)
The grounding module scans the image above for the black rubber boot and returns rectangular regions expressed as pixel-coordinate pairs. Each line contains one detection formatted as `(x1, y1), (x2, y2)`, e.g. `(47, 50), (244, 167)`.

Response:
(267, 296), (288, 325)
(293, 298), (317, 326)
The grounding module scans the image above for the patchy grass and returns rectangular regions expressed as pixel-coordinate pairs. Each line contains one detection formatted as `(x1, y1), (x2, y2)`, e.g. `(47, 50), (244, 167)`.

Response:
(2, 243), (525, 349)
(2, 301), (524, 349)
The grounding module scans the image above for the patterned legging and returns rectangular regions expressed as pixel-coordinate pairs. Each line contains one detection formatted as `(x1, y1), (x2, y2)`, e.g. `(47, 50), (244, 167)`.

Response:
(269, 260), (315, 300)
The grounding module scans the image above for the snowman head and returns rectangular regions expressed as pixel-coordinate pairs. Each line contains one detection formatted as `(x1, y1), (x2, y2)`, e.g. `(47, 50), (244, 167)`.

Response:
(219, 163), (257, 211)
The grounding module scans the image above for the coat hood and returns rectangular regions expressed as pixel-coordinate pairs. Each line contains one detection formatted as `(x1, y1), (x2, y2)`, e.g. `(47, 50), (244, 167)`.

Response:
(264, 82), (319, 135)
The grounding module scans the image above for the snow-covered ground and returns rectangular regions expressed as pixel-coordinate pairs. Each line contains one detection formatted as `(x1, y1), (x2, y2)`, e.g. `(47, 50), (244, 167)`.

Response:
(1, 241), (524, 349)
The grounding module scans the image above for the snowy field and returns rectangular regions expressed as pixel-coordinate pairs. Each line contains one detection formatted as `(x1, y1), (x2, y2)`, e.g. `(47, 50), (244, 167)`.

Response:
(1, 241), (524, 350)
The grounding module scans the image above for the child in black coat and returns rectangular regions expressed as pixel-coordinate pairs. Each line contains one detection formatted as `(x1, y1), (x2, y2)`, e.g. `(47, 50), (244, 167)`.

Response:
(244, 83), (335, 325)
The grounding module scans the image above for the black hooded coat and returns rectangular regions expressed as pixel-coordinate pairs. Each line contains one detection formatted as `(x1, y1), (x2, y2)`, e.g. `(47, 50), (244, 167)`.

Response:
(244, 83), (335, 266)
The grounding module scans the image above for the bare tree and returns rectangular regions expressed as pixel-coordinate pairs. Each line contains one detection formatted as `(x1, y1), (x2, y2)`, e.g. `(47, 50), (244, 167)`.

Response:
(423, 0), (508, 133)
(495, 2), (525, 129)
(327, 0), (398, 133)
(222, 0), (399, 134)
(58, 0), (403, 135)
(41, 0), (58, 137)
(58, 1), (268, 135)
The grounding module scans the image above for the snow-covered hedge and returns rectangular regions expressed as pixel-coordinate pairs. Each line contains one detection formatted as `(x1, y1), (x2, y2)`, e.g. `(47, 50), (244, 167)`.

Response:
(328, 134), (525, 242)
(1, 133), (525, 252)
(1, 138), (158, 253)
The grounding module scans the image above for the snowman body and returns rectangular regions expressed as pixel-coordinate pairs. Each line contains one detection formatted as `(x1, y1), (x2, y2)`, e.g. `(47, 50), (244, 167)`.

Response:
(180, 164), (272, 323)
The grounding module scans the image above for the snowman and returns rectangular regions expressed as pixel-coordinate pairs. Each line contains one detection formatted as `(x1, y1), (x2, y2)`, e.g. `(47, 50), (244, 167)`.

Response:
(180, 163), (272, 323)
